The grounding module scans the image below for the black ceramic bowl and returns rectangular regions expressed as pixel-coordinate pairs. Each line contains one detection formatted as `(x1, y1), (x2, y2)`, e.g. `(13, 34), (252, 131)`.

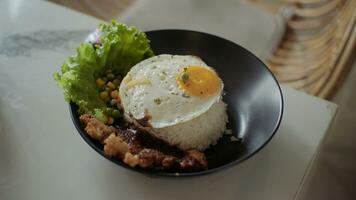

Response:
(70, 30), (283, 177)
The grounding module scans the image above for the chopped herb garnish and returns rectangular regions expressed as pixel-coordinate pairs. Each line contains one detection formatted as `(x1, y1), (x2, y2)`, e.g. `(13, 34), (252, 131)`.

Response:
(154, 98), (162, 105)
(182, 93), (190, 98)
(160, 71), (167, 80)
(181, 72), (189, 84)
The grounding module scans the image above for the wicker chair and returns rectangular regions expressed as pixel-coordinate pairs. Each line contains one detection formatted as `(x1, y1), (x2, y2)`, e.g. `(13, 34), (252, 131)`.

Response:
(250, 0), (356, 99)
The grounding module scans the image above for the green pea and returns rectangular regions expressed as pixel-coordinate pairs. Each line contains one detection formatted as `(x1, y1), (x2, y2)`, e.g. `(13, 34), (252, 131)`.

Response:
(110, 99), (117, 106)
(105, 69), (112, 74)
(112, 109), (121, 119)
(102, 77), (108, 83)
(107, 73), (115, 81)
(105, 107), (113, 115)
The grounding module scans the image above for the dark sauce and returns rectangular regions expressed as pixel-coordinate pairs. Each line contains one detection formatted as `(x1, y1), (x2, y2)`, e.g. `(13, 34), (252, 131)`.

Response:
(114, 121), (184, 158)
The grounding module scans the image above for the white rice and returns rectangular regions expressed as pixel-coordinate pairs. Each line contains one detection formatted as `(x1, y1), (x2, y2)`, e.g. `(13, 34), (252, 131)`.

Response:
(149, 100), (228, 150)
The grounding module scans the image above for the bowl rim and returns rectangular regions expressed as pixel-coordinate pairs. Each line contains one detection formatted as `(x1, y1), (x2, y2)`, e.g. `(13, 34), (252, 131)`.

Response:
(69, 29), (284, 177)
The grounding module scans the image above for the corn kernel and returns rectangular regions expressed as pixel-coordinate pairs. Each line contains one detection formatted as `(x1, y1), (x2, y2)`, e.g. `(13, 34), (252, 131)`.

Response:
(110, 90), (119, 99)
(107, 81), (115, 91)
(100, 91), (109, 100)
(112, 79), (121, 87)
(96, 78), (105, 88)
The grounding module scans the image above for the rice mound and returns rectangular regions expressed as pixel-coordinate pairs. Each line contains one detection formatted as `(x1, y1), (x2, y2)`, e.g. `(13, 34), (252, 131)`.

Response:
(149, 100), (228, 151)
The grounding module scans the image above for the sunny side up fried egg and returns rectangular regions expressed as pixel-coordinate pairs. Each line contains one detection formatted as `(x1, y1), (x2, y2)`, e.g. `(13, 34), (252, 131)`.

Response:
(119, 54), (223, 128)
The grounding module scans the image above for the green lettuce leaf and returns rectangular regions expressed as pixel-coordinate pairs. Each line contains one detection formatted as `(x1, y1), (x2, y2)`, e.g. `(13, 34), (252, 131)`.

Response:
(98, 21), (154, 76)
(54, 21), (154, 121)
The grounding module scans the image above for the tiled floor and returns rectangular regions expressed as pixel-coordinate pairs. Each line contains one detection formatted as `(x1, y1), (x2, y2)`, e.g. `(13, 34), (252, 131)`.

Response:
(48, 0), (356, 199)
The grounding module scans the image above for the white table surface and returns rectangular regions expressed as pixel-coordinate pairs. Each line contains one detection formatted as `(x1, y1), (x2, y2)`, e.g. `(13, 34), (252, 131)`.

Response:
(0, 1), (337, 200)
(119, 0), (286, 60)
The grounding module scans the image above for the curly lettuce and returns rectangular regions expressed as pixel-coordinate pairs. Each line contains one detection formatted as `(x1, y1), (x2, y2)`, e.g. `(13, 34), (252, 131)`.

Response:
(54, 21), (154, 121)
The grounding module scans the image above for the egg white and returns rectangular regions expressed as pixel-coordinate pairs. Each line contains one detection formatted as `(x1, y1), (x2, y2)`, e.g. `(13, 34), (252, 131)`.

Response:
(119, 54), (223, 128)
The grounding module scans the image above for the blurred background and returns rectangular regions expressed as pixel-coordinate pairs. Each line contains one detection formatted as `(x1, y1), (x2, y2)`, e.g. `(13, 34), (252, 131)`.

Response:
(47, 0), (355, 199)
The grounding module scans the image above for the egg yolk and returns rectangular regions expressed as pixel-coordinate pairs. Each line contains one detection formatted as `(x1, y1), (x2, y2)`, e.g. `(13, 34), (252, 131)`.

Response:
(176, 66), (221, 97)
